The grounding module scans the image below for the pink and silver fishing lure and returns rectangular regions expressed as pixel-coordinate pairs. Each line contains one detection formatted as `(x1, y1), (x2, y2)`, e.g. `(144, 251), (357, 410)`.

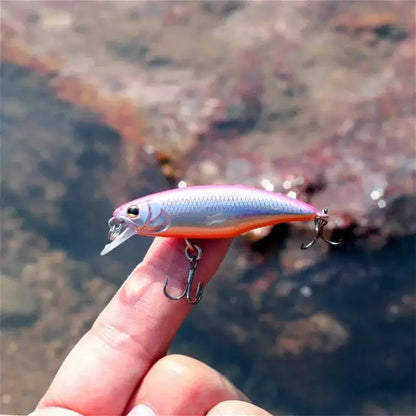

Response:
(101, 185), (340, 303)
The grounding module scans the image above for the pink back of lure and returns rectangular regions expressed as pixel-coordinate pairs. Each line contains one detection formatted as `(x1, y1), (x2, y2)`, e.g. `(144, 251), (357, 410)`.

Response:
(101, 185), (331, 256)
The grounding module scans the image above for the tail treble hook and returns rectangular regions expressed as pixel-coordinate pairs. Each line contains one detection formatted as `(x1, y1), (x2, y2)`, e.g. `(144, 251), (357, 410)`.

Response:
(301, 208), (342, 250)
(163, 239), (204, 304)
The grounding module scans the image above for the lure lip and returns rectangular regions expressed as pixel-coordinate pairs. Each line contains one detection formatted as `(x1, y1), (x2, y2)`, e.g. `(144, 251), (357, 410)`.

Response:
(101, 214), (143, 256)
(100, 226), (137, 256)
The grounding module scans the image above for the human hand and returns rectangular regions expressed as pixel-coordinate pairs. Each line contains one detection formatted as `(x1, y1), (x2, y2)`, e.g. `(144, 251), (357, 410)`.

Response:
(30, 238), (271, 416)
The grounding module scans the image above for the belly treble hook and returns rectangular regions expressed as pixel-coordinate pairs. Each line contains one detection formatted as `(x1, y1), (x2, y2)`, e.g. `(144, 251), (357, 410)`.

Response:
(163, 239), (204, 304)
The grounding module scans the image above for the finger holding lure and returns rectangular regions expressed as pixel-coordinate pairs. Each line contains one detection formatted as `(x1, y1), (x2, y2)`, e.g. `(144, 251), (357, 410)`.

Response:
(101, 185), (341, 304)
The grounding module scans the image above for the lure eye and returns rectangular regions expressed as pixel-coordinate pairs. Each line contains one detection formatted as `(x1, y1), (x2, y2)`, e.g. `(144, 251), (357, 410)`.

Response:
(127, 205), (139, 218)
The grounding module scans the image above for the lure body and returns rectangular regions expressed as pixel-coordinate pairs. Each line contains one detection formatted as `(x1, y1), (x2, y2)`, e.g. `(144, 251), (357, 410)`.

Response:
(101, 185), (322, 256)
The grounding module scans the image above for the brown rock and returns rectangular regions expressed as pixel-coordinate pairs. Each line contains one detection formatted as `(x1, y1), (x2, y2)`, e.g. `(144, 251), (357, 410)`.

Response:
(276, 313), (349, 356)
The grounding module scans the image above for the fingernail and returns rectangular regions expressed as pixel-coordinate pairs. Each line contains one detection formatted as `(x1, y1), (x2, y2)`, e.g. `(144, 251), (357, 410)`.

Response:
(127, 404), (157, 416)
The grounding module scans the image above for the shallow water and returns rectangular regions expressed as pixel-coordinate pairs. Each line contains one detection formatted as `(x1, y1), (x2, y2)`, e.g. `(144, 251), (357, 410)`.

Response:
(1, 1), (415, 414)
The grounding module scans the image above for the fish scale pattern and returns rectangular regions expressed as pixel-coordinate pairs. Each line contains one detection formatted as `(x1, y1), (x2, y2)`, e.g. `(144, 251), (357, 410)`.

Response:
(156, 187), (314, 218)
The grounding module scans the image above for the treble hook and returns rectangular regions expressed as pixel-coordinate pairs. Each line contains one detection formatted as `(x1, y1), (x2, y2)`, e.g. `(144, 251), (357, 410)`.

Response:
(163, 239), (204, 304)
(301, 208), (342, 250)
(108, 217), (122, 240)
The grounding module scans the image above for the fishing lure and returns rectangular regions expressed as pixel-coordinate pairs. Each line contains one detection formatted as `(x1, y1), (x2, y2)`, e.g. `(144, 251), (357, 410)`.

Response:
(101, 185), (341, 304)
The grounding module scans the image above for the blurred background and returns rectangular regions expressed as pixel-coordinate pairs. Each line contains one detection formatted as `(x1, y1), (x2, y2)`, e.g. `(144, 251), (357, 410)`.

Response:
(1, 1), (415, 415)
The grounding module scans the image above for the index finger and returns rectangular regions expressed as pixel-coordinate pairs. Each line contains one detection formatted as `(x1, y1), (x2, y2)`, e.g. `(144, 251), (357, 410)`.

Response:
(37, 237), (232, 416)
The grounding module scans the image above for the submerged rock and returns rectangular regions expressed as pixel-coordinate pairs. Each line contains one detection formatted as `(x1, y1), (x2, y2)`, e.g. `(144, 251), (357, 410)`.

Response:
(276, 313), (349, 356)
(1, 275), (38, 327)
